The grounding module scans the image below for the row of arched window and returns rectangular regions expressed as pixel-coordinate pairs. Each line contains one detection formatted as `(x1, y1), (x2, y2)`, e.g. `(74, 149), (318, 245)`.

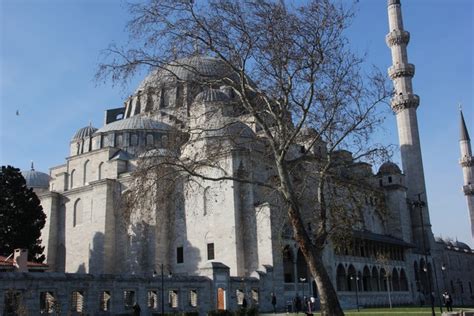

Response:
(336, 264), (409, 292)
(335, 239), (405, 261)
(70, 161), (104, 189)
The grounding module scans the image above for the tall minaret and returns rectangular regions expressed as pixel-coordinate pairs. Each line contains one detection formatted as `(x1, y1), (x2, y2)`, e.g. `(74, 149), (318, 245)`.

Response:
(386, 0), (434, 250)
(459, 109), (474, 239)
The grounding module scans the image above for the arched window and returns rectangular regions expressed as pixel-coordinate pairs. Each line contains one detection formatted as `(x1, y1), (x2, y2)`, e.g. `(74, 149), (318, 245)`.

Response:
(146, 134), (154, 146)
(414, 261), (420, 291)
(73, 199), (83, 227)
(371, 267), (379, 291)
(98, 162), (104, 180)
(282, 246), (294, 283)
(380, 268), (388, 291)
(420, 258), (428, 294)
(296, 249), (308, 281)
(115, 134), (123, 147)
(336, 264), (346, 291)
(130, 134), (138, 146)
(162, 135), (168, 147)
(83, 160), (90, 185)
(363, 266), (371, 291)
(347, 265), (356, 291)
(70, 169), (76, 189)
(392, 268), (400, 291)
(400, 269), (408, 291)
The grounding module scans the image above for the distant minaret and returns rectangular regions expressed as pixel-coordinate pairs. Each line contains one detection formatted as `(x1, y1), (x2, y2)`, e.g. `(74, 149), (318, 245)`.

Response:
(386, 0), (433, 250)
(459, 108), (474, 239)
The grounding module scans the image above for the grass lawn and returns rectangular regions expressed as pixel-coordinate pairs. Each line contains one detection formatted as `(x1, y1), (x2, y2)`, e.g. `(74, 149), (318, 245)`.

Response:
(263, 306), (474, 316)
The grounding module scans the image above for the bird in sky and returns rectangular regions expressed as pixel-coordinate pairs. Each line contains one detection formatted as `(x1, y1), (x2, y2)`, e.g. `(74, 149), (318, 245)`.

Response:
(16, 110), (20, 116)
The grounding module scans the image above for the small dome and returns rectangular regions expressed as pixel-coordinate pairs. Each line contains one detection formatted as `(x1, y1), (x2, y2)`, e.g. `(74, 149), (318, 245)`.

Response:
(206, 121), (255, 139)
(454, 241), (471, 251)
(72, 125), (98, 141)
(194, 89), (231, 103)
(21, 164), (50, 189)
(94, 115), (172, 134)
(378, 161), (402, 175)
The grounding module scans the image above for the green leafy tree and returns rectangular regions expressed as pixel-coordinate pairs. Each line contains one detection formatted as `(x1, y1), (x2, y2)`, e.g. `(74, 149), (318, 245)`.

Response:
(0, 165), (46, 262)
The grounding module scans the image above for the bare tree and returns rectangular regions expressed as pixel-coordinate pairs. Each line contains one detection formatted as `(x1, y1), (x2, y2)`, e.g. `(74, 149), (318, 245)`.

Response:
(97, 0), (391, 315)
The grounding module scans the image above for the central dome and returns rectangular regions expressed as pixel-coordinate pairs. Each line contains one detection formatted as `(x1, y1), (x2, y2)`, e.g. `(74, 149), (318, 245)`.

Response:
(137, 56), (236, 92)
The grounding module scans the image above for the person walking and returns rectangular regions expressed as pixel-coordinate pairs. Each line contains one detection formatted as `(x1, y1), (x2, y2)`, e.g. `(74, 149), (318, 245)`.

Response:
(442, 291), (453, 312)
(271, 292), (277, 313)
(293, 295), (302, 314)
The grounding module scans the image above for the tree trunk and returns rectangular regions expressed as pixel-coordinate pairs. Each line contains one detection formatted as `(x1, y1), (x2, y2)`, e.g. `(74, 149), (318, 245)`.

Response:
(277, 160), (344, 316)
(307, 250), (344, 316)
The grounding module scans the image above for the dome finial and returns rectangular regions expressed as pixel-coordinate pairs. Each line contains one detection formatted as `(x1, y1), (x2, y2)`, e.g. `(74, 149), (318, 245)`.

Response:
(31, 160), (34, 171)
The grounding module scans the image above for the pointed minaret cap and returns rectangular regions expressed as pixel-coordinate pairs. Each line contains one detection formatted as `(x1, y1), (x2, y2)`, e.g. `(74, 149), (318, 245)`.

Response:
(460, 107), (470, 141)
(388, 0), (400, 5)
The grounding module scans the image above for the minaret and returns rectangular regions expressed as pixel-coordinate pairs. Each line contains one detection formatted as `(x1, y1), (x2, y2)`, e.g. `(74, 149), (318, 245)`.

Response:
(459, 109), (474, 239)
(386, 0), (433, 250)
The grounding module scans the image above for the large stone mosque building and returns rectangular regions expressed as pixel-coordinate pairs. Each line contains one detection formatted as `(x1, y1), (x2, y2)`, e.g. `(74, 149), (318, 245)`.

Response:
(2, 0), (474, 314)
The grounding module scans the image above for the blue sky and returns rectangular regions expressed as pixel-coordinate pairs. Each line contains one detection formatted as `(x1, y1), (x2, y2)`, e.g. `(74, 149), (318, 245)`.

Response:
(0, 0), (473, 246)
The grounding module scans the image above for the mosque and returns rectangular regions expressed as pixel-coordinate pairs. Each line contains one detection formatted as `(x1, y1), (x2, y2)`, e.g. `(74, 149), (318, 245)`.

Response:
(8, 0), (474, 313)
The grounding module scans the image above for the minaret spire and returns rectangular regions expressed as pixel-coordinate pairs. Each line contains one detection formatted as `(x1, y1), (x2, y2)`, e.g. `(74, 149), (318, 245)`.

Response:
(459, 108), (474, 240)
(460, 107), (471, 142)
(386, 0), (434, 250)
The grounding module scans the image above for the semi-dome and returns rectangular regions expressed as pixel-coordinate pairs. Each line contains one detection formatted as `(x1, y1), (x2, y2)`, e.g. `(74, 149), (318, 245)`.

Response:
(72, 125), (98, 141)
(137, 56), (237, 92)
(94, 115), (172, 134)
(194, 88), (231, 103)
(21, 163), (50, 189)
(378, 161), (402, 175)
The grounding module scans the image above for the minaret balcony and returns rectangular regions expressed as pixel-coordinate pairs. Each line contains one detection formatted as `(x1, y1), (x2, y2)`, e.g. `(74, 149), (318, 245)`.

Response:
(463, 184), (474, 195)
(386, 30), (410, 47)
(388, 64), (415, 79)
(460, 156), (474, 167)
(391, 94), (420, 113)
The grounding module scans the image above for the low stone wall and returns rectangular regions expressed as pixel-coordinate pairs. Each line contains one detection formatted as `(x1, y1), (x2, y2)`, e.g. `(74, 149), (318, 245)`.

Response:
(0, 272), (212, 315)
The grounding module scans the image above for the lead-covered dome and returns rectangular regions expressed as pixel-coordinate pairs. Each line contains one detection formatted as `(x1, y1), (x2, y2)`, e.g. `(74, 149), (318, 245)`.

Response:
(378, 161), (402, 175)
(21, 164), (50, 189)
(137, 56), (237, 92)
(72, 125), (98, 141)
(94, 115), (172, 134)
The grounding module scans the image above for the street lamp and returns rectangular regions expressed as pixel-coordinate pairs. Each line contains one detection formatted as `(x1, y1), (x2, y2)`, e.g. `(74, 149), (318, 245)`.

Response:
(299, 278), (307, 298)
(431, 261), (443, 314)
(156, 264), (172, 316)
(413, 194), (435, 316)
(441, 264), (447, 291)
(350, 275), (360, 312)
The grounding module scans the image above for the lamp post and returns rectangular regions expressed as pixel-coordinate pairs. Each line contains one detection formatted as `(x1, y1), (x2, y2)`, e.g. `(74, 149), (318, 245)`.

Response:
(300, 278), (307, 298)
(413, 194), (435, 316)
(431, 261), (443, 314)
(441, 264), (447, 292)
(161, 264), (165, 316)
(350, 275), (360, 312)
